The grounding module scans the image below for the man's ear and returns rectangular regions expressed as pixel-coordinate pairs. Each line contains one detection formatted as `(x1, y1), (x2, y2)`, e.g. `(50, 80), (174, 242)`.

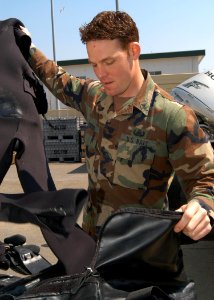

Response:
(129, 42), (141, 59)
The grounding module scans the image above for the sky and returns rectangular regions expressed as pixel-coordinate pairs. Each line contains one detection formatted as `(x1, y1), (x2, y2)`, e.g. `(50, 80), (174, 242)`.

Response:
(1, 0), (214, 72)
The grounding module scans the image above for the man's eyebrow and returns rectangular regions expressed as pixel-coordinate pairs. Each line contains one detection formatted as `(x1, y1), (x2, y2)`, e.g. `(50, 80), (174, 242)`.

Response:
(89, 56), (114, 65)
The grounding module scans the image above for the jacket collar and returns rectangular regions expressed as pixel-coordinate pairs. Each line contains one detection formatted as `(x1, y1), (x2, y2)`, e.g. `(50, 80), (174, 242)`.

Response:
(116, 70), (156, 116)
(96, 70), (157, 122)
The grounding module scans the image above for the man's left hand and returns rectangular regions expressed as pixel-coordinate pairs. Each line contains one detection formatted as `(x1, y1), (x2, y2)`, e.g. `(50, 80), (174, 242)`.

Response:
(174, 201), (212, 240)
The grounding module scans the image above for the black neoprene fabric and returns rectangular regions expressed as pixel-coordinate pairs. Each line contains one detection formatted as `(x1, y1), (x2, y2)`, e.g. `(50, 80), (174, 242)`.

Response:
(0, 189), (96, 275)
(0, 18), (55, 192)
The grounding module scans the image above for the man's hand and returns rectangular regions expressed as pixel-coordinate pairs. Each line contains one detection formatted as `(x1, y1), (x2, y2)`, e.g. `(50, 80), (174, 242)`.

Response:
(174, 201), (212, 240)
(19, 25), (31, 38)
(19, 26), (36, 48)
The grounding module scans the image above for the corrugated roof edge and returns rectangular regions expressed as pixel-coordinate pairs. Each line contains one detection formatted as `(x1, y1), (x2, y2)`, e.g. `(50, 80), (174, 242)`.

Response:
(57, 49), (205, 66)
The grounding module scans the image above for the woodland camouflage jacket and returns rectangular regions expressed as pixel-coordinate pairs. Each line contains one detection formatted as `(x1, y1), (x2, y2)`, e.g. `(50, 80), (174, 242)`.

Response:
(29, 48), (214, 237)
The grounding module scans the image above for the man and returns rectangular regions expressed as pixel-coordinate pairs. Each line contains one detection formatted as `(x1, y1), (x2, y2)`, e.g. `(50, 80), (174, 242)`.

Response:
(21, 11), (214, 240)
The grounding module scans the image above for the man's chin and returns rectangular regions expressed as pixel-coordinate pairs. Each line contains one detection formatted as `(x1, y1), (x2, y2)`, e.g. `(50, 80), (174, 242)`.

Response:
(101, 86), (115, 96)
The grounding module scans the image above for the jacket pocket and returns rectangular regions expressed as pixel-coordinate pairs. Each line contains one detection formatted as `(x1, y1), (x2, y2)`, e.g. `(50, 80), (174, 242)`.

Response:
(113, 136), (156, 189)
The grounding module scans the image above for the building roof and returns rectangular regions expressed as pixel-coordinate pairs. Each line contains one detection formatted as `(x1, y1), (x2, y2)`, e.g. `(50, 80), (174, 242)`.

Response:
(57, 49), (205, 66)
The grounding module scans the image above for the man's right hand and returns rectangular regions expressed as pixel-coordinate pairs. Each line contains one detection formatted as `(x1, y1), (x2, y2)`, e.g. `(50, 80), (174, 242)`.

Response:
(20, 26), (36, 49)
(19, 25), (31, 38)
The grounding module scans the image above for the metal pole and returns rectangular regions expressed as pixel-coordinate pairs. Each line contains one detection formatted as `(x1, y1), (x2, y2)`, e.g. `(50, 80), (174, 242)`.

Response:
(50, 0), (60, 111)
(116, 0), (119, 11)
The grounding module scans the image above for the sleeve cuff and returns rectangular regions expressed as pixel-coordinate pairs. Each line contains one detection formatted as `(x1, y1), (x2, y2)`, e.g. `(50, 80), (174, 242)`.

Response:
(197, 199), (214, 227)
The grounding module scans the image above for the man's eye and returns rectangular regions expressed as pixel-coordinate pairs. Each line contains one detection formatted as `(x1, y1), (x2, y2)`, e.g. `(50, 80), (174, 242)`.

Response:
(105, 60), (114, 65)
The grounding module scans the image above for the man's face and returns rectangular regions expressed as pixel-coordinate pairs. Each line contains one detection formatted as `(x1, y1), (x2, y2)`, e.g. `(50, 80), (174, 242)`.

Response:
(86, 39), (136, 97)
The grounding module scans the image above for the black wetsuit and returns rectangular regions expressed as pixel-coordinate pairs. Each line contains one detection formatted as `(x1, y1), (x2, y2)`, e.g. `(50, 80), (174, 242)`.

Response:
(0, 18), (55, 192)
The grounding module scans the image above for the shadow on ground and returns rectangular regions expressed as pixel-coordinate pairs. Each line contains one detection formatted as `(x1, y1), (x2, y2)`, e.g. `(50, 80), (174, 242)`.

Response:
(68, 164), (87, 174)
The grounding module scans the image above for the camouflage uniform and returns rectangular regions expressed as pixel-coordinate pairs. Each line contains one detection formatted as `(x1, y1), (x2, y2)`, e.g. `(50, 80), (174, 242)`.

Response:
(29, 48), (214, 238)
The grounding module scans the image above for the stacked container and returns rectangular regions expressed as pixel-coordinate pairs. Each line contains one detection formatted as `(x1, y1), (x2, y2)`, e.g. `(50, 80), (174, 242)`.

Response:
(43, 117), (80, 162)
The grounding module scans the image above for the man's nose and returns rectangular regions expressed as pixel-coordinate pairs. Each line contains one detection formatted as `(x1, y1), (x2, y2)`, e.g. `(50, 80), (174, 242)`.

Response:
(97, 66), (107, 79)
